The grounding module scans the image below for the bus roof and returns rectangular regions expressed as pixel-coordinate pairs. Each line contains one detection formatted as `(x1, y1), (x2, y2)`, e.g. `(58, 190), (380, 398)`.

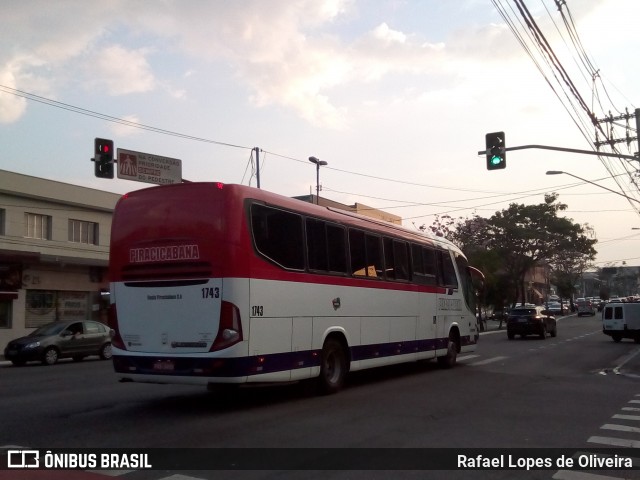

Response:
(119, 181), (464, 255)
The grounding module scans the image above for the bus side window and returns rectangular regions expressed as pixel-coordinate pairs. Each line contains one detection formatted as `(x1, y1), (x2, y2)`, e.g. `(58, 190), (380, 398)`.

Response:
(393, 240), (410, 281)
(306, 218), (328, 271)
(349, 229), (367, 277)
(383, 237), (396, 279)
(411, 243), (424, 282)
(349, 229), (382, 278)
(383, 238), (410, 281)
(365, 234), (383, 278)
(307, 218), (347, 275)
(326, 223), (347, 274)
(422, 247), (437, 285)
(437, 250), (458, 288)
(251, 204), (304, 270)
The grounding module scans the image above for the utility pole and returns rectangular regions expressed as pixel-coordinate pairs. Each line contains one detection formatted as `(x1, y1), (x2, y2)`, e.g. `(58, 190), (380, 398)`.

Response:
(594, 108), (640, 159)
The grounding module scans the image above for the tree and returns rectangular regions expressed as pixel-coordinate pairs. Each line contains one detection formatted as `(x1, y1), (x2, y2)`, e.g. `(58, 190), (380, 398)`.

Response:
(431, 194), (597, 309)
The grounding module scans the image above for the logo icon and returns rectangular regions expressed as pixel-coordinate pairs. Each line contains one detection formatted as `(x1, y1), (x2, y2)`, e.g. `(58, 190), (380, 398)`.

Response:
(7, 450), (40, 468)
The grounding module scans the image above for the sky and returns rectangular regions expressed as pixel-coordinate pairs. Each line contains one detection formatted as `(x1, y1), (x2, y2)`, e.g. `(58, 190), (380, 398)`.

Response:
(1, 0), (640, 268)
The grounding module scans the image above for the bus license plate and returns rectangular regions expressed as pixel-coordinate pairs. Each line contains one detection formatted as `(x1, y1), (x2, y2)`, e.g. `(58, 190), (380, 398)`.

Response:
(153, 360), (175, 372)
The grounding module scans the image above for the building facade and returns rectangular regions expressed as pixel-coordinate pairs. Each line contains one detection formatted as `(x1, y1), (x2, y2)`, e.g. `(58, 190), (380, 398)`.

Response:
(0, 170), (120, 354)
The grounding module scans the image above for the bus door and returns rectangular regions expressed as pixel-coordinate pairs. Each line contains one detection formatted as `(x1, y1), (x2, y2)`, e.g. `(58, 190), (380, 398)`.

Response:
(436, 250), (463, 344)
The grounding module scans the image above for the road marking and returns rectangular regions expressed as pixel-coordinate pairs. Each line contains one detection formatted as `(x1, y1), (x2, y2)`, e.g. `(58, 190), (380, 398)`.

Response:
(588, 435), (640, 447)
(456, 354), (479, 362)
(622, 407), (640, 412)
(612, 414), (640, 421)
(601, 423), (640, 433)
(468, 356), (507, 366)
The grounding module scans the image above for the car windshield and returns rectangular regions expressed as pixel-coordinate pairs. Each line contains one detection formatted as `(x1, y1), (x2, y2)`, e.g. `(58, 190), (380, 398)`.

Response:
(511, 308), (536, 316)
(29, 323), (67, 337)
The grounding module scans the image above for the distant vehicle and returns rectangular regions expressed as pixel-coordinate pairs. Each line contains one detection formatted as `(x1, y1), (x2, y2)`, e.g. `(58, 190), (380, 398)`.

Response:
(507, 306), (557, 340)
(545, 302), (565, 316)
(576, 298), (595, 317)
(603, 303), (640, 343)
(3, 320), (112, 366)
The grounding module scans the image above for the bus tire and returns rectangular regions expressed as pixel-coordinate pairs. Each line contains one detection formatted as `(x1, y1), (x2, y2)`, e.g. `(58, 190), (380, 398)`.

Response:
(318, 337), (348, 395)
(437, 334), (458, 368)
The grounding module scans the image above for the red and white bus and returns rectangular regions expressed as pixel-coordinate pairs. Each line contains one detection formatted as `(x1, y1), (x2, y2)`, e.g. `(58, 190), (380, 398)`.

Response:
(108, 182), (482, 393)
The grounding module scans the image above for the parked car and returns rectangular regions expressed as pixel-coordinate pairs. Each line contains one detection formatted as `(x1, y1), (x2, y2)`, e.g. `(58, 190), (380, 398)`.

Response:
(507, 306), (557, 340)
(4, 320), (112, 366)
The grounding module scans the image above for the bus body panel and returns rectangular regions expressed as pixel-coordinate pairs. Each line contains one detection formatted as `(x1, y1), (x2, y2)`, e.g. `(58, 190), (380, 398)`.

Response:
(113, 278), (222, 354)
(108, 182), (480, 389)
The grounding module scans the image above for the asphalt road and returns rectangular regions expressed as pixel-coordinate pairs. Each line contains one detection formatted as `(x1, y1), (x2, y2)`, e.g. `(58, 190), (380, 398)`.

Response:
(2, 313), (640, 480)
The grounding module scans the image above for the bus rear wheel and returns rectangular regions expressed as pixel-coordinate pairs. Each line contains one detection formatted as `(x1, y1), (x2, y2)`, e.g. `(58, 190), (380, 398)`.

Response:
(318, 338), (348, 394)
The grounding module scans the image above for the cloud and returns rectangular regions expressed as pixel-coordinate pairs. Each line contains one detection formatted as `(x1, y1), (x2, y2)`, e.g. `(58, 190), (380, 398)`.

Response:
(86, 45), (156, 96)
(0, 67), (27, 123)
(3, 0), (601, 131)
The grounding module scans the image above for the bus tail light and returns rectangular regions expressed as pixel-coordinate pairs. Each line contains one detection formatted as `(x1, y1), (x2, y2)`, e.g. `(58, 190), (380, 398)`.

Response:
(210, 301), (243, 351)
(108, 304), (127, 351)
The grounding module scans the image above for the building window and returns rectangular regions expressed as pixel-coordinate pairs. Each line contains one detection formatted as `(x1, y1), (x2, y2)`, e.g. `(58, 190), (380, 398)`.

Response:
(0, 300), (12, 328)
(69, 219), (99, 245)
(0, 209), (5, 236)
(24, 213), (52, 240)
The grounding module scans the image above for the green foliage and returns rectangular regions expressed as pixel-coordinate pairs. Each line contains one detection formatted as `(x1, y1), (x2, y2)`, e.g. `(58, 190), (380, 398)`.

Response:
(429, 193), (597, 307)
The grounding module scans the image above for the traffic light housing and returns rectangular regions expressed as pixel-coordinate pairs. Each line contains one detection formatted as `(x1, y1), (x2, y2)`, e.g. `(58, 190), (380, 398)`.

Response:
(94, 138), (114, 178)
(485, 131), (506, 170)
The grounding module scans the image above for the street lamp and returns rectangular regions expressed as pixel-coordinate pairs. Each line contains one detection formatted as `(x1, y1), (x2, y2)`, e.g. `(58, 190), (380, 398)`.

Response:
(545, 170), (640, 205)
(309, 156), (328, 205)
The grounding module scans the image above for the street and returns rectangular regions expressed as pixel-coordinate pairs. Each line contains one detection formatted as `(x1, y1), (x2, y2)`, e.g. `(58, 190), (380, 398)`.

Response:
(2, 313), (640, 479)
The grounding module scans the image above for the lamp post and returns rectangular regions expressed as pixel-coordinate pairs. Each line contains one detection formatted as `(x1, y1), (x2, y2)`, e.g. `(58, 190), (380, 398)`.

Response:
(309, 156), (328, 205)
(545, 170), (640, 205)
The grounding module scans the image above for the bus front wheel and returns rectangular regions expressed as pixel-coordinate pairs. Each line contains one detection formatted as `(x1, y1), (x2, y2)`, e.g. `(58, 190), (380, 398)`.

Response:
(437, 335), (458, 368)
(318, 337), (348, 394)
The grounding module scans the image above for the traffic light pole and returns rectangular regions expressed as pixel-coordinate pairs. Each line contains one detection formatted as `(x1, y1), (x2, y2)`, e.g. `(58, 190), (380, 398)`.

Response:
(477, 144), (639, 161)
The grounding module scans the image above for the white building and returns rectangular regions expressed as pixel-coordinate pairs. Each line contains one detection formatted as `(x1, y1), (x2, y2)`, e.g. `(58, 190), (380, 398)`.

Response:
(0, 170), (120, 354)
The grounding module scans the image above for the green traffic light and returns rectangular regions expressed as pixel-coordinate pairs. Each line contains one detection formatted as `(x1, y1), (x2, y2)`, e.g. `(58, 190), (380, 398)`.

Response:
(491, 155), (502, 165)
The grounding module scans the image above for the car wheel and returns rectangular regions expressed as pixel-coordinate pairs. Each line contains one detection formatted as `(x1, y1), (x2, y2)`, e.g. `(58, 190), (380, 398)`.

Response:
(539, 326), (547, 340)
(612, 334), (622, 343)
(99, 343), (112, 360)
(507, 331), (515, 340)
(318, 337), (348, 394)
(550, 327), (557, 338)
(42, 347), (59, 365)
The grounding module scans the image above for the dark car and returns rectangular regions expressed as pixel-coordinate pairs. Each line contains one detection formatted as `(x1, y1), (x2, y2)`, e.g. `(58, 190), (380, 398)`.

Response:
(4, 320), (112, 366)
(507, 306), (557, 340)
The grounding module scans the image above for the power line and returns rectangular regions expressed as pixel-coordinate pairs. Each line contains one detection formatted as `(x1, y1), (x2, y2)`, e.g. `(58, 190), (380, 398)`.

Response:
(0, 84), (253, 151)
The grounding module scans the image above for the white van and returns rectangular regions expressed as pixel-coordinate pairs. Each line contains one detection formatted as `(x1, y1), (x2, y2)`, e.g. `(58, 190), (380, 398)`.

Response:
(602, 303), (640, 342)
